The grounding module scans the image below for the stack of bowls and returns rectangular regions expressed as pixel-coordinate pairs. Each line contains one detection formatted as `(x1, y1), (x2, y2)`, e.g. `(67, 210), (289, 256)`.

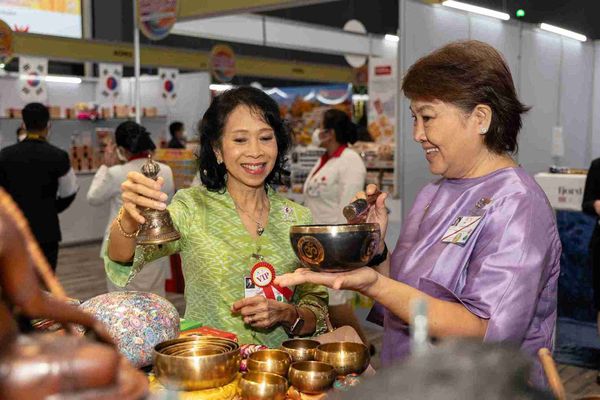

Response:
(153, 337), (240, 391)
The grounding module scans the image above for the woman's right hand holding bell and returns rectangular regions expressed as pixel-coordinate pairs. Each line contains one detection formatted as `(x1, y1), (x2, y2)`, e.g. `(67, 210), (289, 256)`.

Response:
(120, 171), (168, 225)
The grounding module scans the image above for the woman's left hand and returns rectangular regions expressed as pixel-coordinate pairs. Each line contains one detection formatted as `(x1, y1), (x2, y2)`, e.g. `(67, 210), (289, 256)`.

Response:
(232, 296), (294, 329)
(275, 267), (380, 298)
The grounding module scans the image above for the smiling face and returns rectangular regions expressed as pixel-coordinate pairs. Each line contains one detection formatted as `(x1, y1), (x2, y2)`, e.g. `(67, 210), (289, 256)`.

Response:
(410, 99), (491, 179)
(215, 105), (278, 190)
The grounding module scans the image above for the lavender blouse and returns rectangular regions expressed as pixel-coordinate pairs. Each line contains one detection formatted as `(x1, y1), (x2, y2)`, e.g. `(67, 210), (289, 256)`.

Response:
(382, 167), (561, 386)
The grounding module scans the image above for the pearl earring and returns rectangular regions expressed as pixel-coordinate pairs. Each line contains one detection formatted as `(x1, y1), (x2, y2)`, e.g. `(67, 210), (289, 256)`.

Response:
(480, 127), (487, 135)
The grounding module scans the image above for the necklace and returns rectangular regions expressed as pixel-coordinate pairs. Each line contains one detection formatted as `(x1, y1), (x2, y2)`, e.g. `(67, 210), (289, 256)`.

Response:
(233, 198), (269, 236)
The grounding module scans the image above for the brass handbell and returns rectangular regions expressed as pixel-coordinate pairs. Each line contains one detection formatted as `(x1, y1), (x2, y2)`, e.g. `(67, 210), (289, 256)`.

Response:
(136, 156), (181, 245)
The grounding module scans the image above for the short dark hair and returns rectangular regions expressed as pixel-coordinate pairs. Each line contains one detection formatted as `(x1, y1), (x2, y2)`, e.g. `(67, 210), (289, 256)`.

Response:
(22, 103), (49, 132)
(115, 121), (156, 154)
(322, 109), (357, 145)
(169, 121), (184, 137)
(402, 40), (530, 154)
(198, 86), (291, 192)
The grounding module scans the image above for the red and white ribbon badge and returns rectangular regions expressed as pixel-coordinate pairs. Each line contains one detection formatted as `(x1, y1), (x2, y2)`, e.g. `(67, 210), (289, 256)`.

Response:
(250, 261), (293, 302)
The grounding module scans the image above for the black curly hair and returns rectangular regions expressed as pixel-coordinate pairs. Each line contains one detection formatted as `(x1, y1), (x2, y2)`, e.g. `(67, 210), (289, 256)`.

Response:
(198, 86), (291, 192)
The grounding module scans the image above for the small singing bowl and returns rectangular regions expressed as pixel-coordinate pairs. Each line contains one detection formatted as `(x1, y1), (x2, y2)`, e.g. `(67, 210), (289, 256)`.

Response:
(247, 349), (292, 377)
(153, 337), (240, 391)
(239, 371), (288, 400)
(289, 361), (336, 394)
(281, 339), (320, 362)
(290, 223), (381, 272)
(315, 342), (370, 376)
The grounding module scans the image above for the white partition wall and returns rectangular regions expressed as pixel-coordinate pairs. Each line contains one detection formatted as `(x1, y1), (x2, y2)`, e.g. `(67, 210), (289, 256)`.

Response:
(398, 0), (597, 217)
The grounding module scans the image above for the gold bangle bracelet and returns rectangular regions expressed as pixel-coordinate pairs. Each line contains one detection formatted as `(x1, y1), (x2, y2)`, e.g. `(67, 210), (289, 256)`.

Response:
(116, 208), (140, 238)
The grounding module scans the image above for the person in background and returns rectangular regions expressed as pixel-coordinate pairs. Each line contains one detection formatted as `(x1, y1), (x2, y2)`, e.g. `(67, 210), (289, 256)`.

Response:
(581, 157), (600, 383)
(167, 121), (186, 149)
(0, 103), (78, 272)
(87, 121), (174, 297)
(303, 108), (370, 347)
(16, 127), (26, 143)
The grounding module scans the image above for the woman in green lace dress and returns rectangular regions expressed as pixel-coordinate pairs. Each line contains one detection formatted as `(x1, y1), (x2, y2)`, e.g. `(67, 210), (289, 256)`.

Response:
(105, 87), (328, 347)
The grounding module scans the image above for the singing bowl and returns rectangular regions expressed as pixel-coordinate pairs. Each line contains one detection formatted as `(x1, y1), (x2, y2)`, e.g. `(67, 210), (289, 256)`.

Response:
(153, 337), (240, 391)
(246, 349), (292, 377)
(238, 371), (288, 400)
(315, 342), (370, 376)
(281, 339), (320, 362)
(290, 223), (381, 272)
(289, 361), (336, 394)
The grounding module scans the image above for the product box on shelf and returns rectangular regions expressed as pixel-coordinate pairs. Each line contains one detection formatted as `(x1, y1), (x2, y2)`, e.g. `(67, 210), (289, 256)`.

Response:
(6, 108), (21, 118)
(143, 107), (158, 117)
(154, 148), (198, 190)
(114, 104), (129, 118)
(48, 106), (62, 119)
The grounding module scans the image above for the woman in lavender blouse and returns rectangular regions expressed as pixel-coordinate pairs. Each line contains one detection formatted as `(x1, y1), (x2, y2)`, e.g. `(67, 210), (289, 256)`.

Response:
(277, 40), (561, 387)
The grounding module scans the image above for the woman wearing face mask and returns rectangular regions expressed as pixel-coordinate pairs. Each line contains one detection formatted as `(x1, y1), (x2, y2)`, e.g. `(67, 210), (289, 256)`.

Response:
(87, 121), (175, 296)
(103, 87), (328, 347)
(304, 109), (369, 346)
(277, 41), (561, 387)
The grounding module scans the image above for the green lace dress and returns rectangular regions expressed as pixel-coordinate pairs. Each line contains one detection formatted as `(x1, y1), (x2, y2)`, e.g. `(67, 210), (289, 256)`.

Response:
(104, 186), (328, 347)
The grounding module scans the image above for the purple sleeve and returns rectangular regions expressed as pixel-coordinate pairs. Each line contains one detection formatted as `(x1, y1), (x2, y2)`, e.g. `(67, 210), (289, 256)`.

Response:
(456, 193), (560, 342)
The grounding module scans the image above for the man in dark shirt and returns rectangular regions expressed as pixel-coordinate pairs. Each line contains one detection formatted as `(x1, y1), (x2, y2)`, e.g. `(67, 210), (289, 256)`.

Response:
(0, 103), (78, 271)
(167, 121), (186, 149)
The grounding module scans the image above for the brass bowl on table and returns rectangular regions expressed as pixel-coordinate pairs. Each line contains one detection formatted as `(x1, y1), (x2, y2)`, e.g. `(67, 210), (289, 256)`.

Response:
(315, 342), (370, 376)
(290, 223), (381, 272)
(246, 349), (292, 377)
(289, 361), (336, 394)
(281, 339), (320, 362)
(153, 336), (240, 391)
(239, 371), (288, 400)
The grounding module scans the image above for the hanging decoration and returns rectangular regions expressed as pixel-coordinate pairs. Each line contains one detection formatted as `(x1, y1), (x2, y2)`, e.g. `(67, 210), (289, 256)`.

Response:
(18, 56), (47, 102)
(159, 67), (178, 105)
(97, 63), (122, 102)
(210, 44), (236, 83)
(137, 0), (178, 41)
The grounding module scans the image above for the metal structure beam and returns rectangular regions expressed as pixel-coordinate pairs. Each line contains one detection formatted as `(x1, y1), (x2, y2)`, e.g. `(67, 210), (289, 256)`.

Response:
(11, 33), (353, 83)
(177, 0), (338, 21)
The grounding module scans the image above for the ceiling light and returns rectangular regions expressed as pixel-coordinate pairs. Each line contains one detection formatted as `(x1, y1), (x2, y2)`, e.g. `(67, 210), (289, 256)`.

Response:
(442, 0), (510, 21)
(539, 23), (587, 42)
(384, 34), (399, 42)
(209, 84), (233, 91)
(45, 75), (82, 84)
(0, 63), (5, 69)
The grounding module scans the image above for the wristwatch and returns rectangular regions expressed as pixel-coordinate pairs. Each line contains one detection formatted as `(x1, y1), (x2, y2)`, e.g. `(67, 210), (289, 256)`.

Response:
(287, 306), (304, 336)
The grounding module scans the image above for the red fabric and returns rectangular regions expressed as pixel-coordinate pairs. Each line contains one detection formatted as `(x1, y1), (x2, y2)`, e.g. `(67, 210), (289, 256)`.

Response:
(312, 145), (346, 176)
(165, 254), (185, 293)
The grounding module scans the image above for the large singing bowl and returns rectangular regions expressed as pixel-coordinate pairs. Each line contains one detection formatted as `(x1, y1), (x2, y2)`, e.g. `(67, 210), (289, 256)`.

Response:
(290, 223), (381, 272)
(80, 291), (179, 368)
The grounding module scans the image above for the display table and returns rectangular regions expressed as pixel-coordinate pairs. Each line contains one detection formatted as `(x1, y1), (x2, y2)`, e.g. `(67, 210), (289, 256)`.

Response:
(534, 172), (596, 321)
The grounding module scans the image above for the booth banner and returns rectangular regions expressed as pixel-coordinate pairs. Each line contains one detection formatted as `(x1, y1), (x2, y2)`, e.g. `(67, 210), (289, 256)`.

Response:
(97, 63), (122, 102)
(0, 19), (13, 64)
(367, 57), (397, 144)
(210, 44), (236, 83)
(534, 173), (587, 212)
(159, 67), (178, 105)
(18, 56), (47, 102)
(138, 0), (178, 41)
